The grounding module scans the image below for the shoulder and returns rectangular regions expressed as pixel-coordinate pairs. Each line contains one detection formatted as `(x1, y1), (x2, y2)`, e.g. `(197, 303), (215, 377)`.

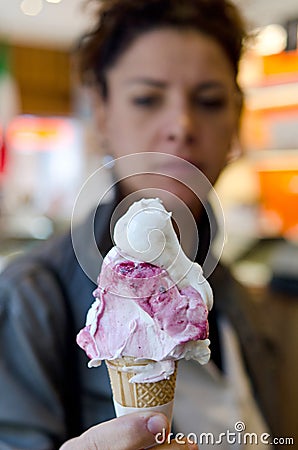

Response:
(0, 232), (72, 321)
(1, 226), (67, 277)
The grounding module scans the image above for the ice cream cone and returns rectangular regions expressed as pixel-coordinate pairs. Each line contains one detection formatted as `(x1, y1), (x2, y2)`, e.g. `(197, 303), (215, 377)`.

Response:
(106, 357), (177, 423)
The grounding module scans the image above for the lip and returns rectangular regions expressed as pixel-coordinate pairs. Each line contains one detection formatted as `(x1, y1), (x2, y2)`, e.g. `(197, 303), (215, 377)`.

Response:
(152, 160), (204, 178)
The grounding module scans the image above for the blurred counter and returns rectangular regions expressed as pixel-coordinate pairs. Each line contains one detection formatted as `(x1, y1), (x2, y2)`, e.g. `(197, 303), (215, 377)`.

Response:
(246, 284), (298, 442)
(229, 237), (298, 444)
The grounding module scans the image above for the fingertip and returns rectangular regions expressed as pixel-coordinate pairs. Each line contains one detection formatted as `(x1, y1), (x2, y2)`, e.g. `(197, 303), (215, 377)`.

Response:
(146, 413), (169, 436)
(188, 443), (198, 450)
(110, 411), (170, 448)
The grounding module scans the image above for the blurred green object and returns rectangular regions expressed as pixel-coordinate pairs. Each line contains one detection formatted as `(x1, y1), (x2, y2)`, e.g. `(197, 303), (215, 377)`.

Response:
(0, 41), (11, 77)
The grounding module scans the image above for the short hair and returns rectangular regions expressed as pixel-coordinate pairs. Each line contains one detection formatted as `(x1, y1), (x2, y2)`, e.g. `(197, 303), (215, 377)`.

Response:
(77, 0), (248, 98)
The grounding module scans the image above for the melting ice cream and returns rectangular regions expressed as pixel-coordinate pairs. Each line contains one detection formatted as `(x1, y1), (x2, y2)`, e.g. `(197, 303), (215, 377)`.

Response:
(77, 198), (213, 382)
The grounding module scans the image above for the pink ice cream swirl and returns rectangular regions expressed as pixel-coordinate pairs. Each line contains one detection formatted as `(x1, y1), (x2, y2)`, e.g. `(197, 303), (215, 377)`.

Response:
(77, 247), (210, 382)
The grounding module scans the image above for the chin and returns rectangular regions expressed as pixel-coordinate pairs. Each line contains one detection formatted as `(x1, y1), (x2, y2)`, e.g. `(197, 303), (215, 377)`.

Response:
(141, 184), (203, 220)
(122, 174), (208, 218)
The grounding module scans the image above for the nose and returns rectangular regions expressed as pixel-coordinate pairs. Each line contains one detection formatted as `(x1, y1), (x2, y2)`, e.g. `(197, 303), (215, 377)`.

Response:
(165, 104), (196, 146)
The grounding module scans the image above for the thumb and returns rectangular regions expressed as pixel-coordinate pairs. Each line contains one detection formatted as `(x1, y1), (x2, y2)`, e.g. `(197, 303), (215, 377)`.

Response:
(60, 412), (169, 450)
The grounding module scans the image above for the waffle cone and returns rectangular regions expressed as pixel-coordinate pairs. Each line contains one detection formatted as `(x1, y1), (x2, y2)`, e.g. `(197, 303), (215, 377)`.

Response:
(106, 357), (177, 408)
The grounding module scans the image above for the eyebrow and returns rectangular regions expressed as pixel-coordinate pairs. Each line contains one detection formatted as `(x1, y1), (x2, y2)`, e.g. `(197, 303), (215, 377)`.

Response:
(125, 78), (167, 88)
(125, 78), (225, 90)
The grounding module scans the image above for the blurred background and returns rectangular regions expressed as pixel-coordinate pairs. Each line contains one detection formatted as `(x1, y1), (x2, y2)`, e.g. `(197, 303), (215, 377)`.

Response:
(0, 0), (297, 440)
(0, 0), (297, 266)
(0, 0), (298, 259)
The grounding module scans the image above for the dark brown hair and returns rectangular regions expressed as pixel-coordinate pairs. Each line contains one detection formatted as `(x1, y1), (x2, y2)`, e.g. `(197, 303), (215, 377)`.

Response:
(77, 0), (247, 98)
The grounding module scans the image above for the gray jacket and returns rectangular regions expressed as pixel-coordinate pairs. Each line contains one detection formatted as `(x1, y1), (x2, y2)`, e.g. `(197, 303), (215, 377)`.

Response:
(0, 201), (274, 449)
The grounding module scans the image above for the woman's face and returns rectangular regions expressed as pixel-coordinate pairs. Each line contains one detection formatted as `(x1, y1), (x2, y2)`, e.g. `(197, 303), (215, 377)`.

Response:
(97, 28), (240, 212)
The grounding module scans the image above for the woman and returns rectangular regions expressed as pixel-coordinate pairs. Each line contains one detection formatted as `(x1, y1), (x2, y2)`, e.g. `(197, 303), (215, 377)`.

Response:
(0, 1), (270, 449)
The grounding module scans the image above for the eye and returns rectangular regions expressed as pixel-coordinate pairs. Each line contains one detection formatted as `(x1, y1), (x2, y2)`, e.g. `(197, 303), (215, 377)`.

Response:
(132, 95), (161, 108)
(194, 96), (227, 110)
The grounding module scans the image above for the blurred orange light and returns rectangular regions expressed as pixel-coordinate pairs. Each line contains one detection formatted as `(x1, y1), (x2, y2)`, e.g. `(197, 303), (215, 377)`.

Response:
(7, 115), (73, 152)
(256, 154), (298, 238)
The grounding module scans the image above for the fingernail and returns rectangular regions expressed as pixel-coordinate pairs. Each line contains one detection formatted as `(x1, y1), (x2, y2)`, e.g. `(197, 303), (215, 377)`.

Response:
(188, 444), (198, 449)
(146, 414), (168, 435)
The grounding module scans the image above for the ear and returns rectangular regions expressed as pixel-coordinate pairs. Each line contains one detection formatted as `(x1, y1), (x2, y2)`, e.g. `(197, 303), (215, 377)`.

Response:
(226, 88), (245, 163)
(235, 86), (244, 130)
(93, 91), (108, 136)
(226, 133), (244, 164)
